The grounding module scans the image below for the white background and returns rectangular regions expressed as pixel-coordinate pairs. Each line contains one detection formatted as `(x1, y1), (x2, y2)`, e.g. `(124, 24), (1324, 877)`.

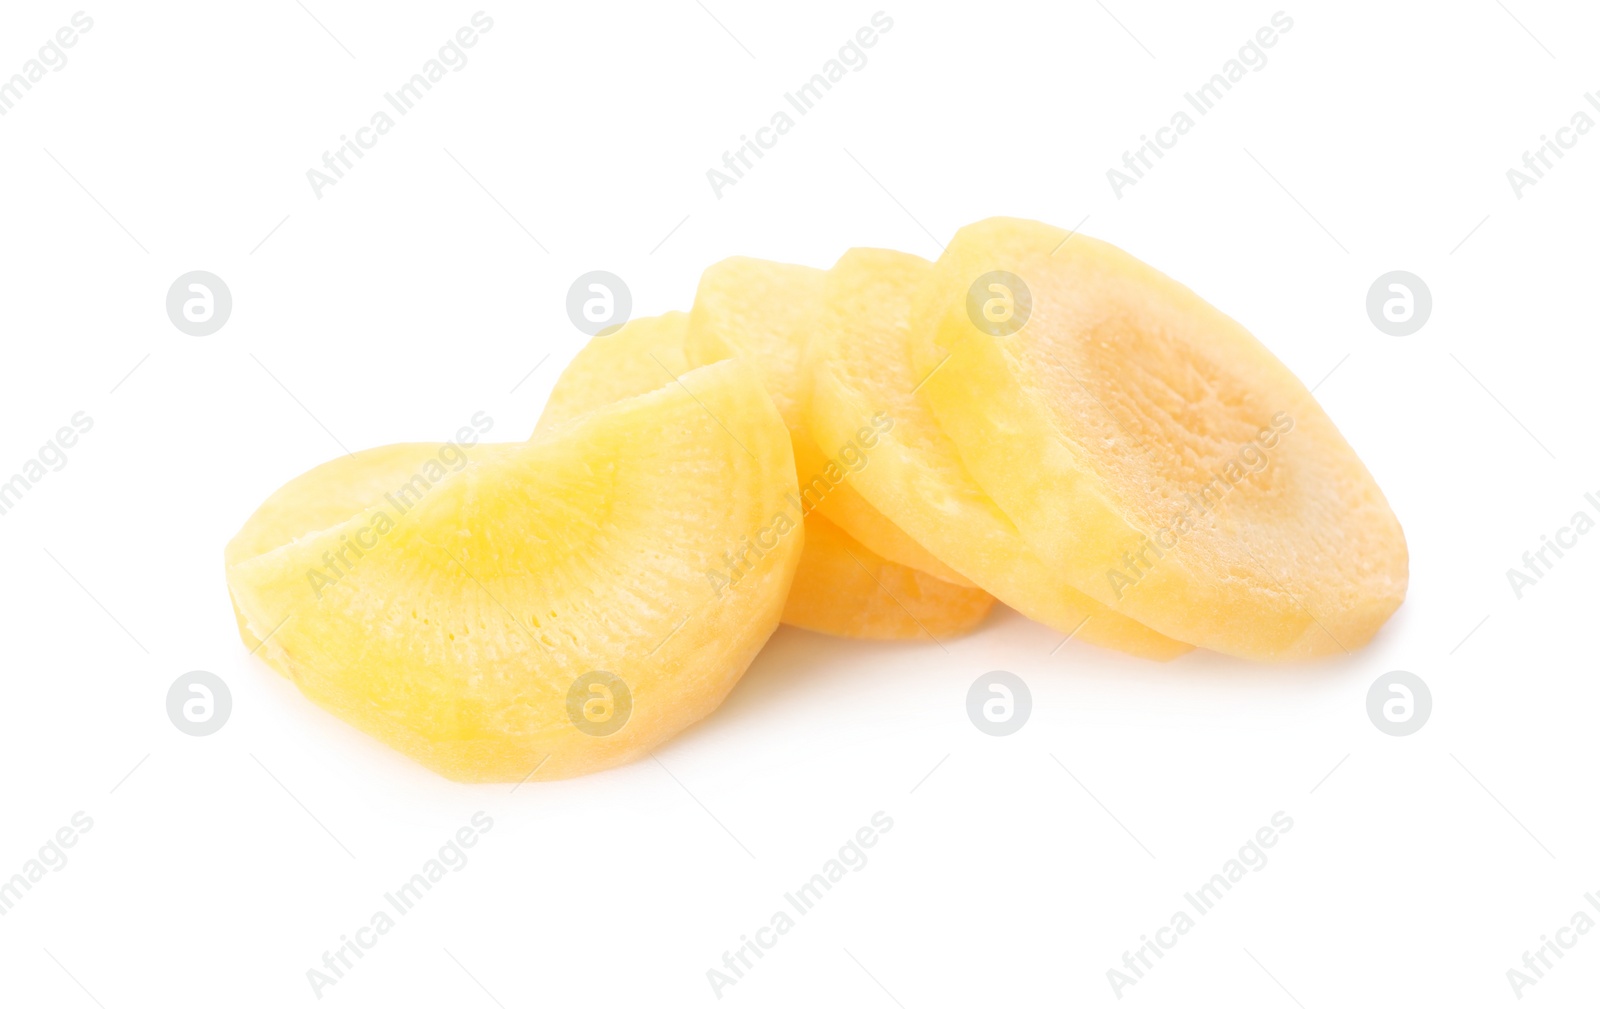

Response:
(1, 1), (1596, 1006)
